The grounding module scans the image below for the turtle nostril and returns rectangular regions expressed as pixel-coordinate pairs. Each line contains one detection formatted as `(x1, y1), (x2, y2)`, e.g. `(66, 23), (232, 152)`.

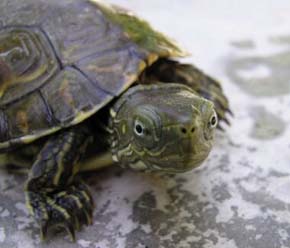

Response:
(181, 126), (196, 135)
(181, 127), (187, 134)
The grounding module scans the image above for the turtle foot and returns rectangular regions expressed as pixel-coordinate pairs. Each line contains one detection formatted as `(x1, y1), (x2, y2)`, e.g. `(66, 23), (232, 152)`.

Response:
(25, 181), (94, 242)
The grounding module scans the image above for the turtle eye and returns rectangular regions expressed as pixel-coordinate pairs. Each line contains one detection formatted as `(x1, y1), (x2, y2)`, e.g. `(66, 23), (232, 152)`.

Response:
(208, 112), (218, 129)
(134, 120), (144, 136)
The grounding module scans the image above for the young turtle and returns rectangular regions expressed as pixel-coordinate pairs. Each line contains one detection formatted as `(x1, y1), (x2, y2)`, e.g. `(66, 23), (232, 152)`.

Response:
(0, 0), (231, 241)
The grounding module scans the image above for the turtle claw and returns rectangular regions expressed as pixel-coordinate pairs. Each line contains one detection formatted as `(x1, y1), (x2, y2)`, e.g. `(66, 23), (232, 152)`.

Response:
(82, 209), (92, 226)
(40, 222), (49, 241)
(227, 108), (234, 117)
(26, 181), (94, 241)
(223, 116), (231, 126)
(217, 125), (225, 132)
(65, 221), (76, 242)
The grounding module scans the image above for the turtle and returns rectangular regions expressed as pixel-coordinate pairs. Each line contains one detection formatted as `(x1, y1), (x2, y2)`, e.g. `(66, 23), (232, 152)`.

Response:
(0, 0), (231, 241)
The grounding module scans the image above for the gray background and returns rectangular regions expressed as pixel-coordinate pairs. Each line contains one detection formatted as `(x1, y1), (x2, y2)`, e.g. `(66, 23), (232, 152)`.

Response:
(1, 0), (290, 247)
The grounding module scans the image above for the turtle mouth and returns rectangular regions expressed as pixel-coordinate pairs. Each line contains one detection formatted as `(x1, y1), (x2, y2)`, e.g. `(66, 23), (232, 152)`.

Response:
(147, 150), (211, 173)
(142, 134), (213, 173)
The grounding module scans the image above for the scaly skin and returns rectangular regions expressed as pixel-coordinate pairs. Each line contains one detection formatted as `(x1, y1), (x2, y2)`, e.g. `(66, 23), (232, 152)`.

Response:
(25, 125), (94, 241)
(109, 83), (218, 173)
(142, 59), (232, 127)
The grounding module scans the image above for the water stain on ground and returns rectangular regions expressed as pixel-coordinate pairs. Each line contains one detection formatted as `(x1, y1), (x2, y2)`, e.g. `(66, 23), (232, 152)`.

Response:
(127, 177), (290, 248)
(249, 106), (286, 140)
(227, 36), (290, 97)
(269, 35), (290, 46)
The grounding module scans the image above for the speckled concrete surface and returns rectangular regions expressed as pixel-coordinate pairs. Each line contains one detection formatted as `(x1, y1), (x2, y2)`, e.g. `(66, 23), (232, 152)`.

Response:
(1, 0), (290, 247)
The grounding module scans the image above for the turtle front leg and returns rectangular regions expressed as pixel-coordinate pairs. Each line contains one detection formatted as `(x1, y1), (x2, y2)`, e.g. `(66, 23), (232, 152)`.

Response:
(143, 59), (232, 126)
(25, 125), (94, 241)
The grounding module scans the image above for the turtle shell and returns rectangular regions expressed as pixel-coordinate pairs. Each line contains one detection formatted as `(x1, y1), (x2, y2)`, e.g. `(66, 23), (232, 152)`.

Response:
(0, 0), (187, 151)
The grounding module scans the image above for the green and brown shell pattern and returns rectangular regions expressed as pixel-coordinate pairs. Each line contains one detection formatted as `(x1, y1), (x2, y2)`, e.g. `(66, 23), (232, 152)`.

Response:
(0, 0), (187, 151)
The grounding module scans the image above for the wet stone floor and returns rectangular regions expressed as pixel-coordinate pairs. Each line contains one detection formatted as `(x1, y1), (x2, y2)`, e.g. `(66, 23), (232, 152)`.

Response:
(1, 0), (290, 247)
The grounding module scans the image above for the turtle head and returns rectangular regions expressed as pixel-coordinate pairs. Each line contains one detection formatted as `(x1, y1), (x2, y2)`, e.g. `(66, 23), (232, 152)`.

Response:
(109, 83), (217, 173)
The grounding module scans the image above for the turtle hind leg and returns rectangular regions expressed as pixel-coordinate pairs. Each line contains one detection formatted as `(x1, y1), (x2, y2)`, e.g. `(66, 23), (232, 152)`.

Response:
(143, 59), (232, 126)
(25, 125), (94, 241)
